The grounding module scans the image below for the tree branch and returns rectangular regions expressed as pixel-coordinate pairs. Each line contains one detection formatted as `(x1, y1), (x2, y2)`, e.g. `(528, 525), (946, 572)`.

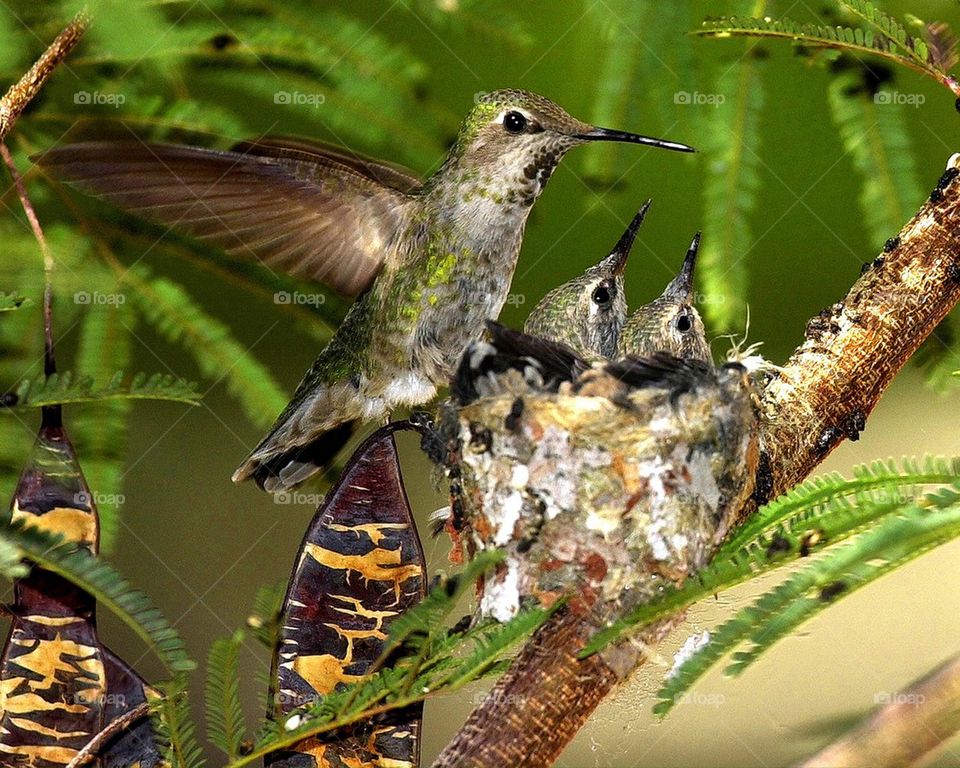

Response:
(0, 9), (89, 144)
(797, 652), (960, 768)
(432, 152), (960, 768)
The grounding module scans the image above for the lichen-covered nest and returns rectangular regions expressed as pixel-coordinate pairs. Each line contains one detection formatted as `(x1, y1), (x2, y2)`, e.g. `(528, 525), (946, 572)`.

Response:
(441, 361), (759, 622)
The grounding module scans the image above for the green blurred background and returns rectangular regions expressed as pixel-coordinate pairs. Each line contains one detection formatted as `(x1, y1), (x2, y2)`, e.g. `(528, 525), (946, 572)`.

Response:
(2, 0), (960, 765)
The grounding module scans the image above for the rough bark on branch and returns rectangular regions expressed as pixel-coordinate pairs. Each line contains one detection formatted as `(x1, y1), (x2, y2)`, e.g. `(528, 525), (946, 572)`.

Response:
(432, 153), (960, 768)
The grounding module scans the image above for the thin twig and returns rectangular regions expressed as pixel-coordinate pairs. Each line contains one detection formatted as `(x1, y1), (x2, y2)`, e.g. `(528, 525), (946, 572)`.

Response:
(1, 144), (54, 372)
(797, 652), (960, 768)
(65, 701), (151, 768)
(2, 143), (60, 429)
(432, 153), (960, 768)
(0, 10), (89, 144)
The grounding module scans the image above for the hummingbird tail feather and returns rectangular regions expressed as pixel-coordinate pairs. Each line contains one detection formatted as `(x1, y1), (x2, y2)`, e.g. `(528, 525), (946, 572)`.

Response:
(233, 420), (358, 492)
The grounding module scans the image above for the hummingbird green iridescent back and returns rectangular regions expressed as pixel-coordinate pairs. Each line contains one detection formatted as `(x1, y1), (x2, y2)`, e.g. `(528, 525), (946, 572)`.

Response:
(617, 232), (711, 363)
(37, 89), (695, 492)
(523, 201), (650, 360)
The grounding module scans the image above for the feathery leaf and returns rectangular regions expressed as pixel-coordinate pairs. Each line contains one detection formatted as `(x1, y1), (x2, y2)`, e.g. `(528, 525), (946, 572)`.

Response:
(826, 65), (923, 252)
(247, 579), (287, 651)
(5, 370), (201, 409)
(699, 44), (764, 330)
(656, 492), (960, 714)
(152, 677), (206, 768)
(0, 518), (195, 674)
(0, 293), (28, 311)
(205, 629), (247, 761)
(695, 14), (960, 96)
(583, 457), (960, 655)
(124, 267), (287, 428)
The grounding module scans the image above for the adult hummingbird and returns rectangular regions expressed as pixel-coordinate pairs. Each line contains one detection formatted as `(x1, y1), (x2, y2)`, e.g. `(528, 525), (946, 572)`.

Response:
(38, 89), (694, 491)
(617, 232), (711, 362)
(522, 200), (650, 361)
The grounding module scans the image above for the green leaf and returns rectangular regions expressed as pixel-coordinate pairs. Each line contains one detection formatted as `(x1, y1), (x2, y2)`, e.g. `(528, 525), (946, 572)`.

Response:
(206, 629), (247, 761)
(246, 579), (287, 651)
(125, 267), (287, 428)
(699, 46), (764, 330)
(65, 0), (180, 77)
(694, 15), (959, 96)
(722, 455), (960, 553)
(379, 549), (504, 660)
(153, 677), (206, 768)
(656, 495), (960, 714)
(0, 518), (195, 674)
(70, 284), (136, 552)
(223, 551), (562, 768)
(583, 457), (960, 656)
(0, 293), (29, 311)
(6, 370), (201, 409)
(826, 67), (923, 251)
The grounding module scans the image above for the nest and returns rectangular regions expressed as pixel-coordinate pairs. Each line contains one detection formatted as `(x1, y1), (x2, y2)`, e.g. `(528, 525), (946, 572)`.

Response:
(437, 364), (760, 623)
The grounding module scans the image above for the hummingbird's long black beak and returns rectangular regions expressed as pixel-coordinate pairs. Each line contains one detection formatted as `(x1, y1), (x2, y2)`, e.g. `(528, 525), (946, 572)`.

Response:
(663, 232), (701, 300)
(608, 199), (652, 276)
(576, 127), (696, 153)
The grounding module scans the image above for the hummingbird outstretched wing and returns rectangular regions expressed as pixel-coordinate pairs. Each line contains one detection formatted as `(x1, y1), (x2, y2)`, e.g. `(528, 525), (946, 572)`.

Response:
(36, 140), (420, 297)
(231, 135), (423, 194)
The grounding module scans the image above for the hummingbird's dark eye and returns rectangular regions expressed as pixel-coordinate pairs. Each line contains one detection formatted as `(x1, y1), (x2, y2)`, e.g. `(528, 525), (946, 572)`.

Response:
(503, 111), (528, 134)
(676, 313), (693, 333)
(592, 285), (611, 305)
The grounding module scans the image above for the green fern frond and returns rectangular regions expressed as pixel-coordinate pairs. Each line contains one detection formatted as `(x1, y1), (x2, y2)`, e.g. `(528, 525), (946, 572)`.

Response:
(247, 579), (287, 650)
(724, 455), (960, 552)
(225, 552), (558, 768)
(0, 293), (28, 311)
(70, 292), (135, 553)
(0, 536), (28, 579)
(124, 267), (287, 429)
(152, 677), (206, 768)
(699, 47), (765, 331)
(233, 601), (552, 768)
(581, 0), (653, 186)
(0, 518), (195, 674)
(695, 15), (960, 96)
(379, 549), (504, 660)
(655, 493), (960, 714)
(6, 370), (201, 409)
(826, 66), (923, 252)
(205, 629), (247, 761)
(430, 605), (555, 691)
(837, 0), (932, 69)
(158, 240), (348, 343)
(65, 0), (179, 77)
(583, 457), (960, 655)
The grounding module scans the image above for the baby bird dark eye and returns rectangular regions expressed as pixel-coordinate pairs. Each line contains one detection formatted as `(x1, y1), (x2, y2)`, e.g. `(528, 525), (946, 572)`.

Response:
(592, 285), (611, 305)
(676, 313), (693, 333)
(503, 111), (527, 134)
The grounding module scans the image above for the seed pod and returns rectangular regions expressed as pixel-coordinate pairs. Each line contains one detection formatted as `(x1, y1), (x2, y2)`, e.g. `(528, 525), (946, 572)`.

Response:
(0, 407), (164, 767)
(268, 424), (427, 768)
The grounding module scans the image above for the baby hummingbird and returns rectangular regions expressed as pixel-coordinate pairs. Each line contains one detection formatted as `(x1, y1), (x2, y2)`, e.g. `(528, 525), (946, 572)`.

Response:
(38, 90), (694, 492)
(522, 201), (651, 360)
(617, 232), (711, 362)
